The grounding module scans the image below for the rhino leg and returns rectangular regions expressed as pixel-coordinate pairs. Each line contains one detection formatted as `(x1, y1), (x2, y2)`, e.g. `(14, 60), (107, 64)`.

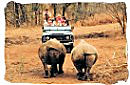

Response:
(58, 54), (65, 74)
(75, 64), (84, 80)
(58, 63), (64, 74)
(83, 67), (92, 81)
(41, 58), (50, 78)
(54, 65), (58, 73)
(50, 64), (58, 77)
(43, 63), (50, 78)
(73, 60), (85, 80)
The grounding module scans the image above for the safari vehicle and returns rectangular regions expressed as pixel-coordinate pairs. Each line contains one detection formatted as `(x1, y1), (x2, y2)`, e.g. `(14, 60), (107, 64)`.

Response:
(42, 26), (74, 53)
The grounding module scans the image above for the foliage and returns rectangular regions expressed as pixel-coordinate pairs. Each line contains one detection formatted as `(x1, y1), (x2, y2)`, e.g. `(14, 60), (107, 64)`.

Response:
(5, 1), (126, 34)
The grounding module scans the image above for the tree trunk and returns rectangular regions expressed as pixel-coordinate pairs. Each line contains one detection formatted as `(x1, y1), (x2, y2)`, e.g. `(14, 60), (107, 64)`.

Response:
(62, 6), (66, 16)
(35, 11), (38, 25)
(122, 15), (126, 34)
(15, 3), (20, 28)
(38, 10), (40, 25)
(62, 3), (71, 17)
(20, 4), (26, 24)
(52, 4), (56, 20)
(122, 4), (127, 35)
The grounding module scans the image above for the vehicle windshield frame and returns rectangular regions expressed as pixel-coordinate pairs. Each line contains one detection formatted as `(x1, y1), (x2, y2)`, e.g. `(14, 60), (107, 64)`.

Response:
(43, 26), (71, 31)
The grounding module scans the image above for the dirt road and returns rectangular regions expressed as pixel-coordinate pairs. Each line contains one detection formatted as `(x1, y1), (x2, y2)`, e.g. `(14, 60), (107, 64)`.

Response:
(5, 23), (128, 84)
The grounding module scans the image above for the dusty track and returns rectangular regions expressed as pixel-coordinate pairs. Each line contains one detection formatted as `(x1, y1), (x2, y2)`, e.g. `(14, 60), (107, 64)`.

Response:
(5, 23), (128, 84)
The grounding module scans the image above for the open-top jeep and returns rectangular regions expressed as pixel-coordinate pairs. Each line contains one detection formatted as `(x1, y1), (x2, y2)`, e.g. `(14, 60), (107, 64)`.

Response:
(42, 26), (74, 53)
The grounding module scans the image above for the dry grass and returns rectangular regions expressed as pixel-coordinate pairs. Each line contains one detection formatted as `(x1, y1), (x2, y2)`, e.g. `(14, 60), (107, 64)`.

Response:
(74, 13), (120, 27)
(4, 23), (128, 84)
(5, 26), (42, 38)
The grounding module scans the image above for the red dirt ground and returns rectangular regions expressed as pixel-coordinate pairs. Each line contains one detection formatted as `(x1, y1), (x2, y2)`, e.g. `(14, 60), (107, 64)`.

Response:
(5, 23), (128, 84)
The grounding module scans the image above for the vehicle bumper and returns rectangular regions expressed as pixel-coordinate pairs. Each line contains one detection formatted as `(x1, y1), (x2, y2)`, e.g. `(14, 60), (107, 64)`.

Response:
(62, 42), (73, 46)
(62, 42), (73, 53)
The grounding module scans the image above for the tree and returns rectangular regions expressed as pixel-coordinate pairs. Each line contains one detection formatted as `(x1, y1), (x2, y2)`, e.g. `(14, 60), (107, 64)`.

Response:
(15, 3), (20, 27)
(19, 4), (27, 24)
(32, 3), (40, 25)
(62, 3), (71, 16)
(73, 2), (84, 23)
(52, 4), (57, 19)
(106, 2), (127, 34)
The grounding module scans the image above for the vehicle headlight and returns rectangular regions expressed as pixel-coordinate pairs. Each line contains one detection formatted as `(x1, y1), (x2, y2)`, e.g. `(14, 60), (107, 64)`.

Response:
(66, 35), (70, 40)
(46, 36), (50, 40)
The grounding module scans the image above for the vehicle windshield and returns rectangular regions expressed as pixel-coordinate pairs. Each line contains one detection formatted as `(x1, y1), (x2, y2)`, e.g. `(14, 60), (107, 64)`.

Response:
(43, 26), (71, 31)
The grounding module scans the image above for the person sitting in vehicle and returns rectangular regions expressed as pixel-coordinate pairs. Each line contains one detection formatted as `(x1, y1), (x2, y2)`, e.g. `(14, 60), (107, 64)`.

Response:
(62, 16), (69, 26)
(61, 16), (67, 26)
(52, 20), (57, 26)
(56, 15), (62, 26)
(44, 20), (49, 26)
(48, 18), (53, 26)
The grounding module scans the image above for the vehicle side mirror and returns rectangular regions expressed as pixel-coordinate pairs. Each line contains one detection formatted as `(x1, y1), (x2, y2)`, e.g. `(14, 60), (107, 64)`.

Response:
(71, 26), (74, 31)
(42, 26), (44, 30)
